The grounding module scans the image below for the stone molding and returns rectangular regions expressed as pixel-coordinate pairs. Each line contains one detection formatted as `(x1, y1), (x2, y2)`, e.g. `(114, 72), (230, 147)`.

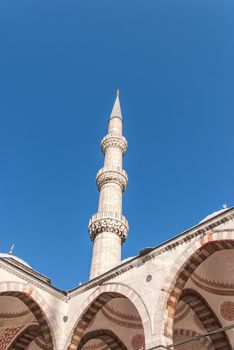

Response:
(96, 166), (128, 191)
(0, 308), (31, 319)
(191, 273), (234, 296)
(101, 307), (143, 329)
(0, 260), (66, 301)
(192, 271), (234, 290)
(104, 303), (142, 322)
(72, 210), (234, 299)
(101, 134), (128, 154)
(88, 212), (129, 242)
(109, 115), (122, 121)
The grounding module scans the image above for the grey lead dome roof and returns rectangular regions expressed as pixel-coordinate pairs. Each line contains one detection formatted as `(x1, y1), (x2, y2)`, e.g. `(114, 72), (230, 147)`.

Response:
(199, 207), (229, 224)
(0, 253), (31, 268)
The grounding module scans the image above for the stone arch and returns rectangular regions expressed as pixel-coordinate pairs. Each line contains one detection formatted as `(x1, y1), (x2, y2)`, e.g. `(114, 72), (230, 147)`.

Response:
(67, 283), (152, 350)
(8, 324), (40, 349)
(173, 329), (214, 350)
(159, 233), (234, 341)
(77, 329), (128, 350)
(180, 289), (231, 350)
(0, 281), (55, 349)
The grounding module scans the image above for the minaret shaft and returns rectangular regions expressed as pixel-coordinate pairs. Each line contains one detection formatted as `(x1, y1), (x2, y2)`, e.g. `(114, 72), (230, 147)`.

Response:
(104, 148), (123, 168)
(98, 184), (122, 213)
(89, 232), (122, 278)
(108, 117), (122, 135)
(88, 93), (128, 279)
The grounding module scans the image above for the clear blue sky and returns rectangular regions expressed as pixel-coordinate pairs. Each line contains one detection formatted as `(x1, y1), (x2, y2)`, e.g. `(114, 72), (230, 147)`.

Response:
(0, 0), (233, 290)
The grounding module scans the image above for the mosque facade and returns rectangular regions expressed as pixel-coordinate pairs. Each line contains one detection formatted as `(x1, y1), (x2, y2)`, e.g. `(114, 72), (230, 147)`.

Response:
(0, 94), (234, 350)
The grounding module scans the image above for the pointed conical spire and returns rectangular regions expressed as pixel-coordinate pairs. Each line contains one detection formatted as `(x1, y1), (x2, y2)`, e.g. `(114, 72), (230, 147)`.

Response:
(110, 89), (122, 119)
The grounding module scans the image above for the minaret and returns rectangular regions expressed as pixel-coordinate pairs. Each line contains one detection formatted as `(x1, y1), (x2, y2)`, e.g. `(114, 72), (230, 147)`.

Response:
(88, 91), (129, 279)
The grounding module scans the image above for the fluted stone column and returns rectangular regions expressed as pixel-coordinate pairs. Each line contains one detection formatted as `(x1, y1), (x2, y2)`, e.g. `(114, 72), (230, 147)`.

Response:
(88, 91), (129, 279)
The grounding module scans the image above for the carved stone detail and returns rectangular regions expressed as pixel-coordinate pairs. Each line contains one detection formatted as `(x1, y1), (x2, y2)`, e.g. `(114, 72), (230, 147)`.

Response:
(101, 134), (128, 154)
(96, 167), (128, 191)
(88, 212), (129, 242)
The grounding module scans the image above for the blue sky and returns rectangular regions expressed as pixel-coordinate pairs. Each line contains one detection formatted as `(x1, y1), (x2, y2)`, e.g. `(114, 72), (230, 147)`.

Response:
(0, 0), (234, 289)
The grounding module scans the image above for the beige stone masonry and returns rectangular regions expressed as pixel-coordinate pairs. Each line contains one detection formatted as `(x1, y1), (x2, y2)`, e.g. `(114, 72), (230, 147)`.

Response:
(88, 93), (129, 279)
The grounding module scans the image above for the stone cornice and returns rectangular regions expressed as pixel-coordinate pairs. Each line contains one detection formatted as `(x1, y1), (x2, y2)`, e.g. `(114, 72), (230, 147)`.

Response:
(0, 259), (67, 301)
(101, 134), (128, 154)
(69, 207), (234, 297)
(3, 257), (51, 284)
(88, 212), (129, 242)
(2, 207), (234, 300)
(96, 167), (128, 191)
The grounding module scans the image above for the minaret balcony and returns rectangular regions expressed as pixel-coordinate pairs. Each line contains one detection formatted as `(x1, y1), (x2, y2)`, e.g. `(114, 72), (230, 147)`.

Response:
(88, 212), (129, 243)
(101, 134), (128, 154)
(96, 166), (128, 191)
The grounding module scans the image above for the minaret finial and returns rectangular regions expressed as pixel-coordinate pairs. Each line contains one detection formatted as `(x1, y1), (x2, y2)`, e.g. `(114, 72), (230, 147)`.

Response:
(117, 89), (120, 97)
(8, 244), (15, 255)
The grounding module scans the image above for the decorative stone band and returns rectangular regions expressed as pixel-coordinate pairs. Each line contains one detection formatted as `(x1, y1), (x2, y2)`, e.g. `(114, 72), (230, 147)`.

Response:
(101, 134), (128, 154)
(88, 212), (129, 242)
(109, 114), (122, 121)
(96, 166), (128, 191)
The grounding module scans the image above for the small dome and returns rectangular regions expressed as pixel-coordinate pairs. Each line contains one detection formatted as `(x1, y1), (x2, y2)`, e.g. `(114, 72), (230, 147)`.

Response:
(0, 253), (31, 268)
(118, 256), (135, 265)
(199, 207), (229, 224)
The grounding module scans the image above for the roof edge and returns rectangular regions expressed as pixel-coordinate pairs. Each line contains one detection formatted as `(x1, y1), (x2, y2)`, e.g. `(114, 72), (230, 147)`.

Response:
(68, 206), (234, 297)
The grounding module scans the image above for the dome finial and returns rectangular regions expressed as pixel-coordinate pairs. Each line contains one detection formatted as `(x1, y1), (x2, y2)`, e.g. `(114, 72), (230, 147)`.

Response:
(116, 89), (120, 97)
(8, 244), (15, 255)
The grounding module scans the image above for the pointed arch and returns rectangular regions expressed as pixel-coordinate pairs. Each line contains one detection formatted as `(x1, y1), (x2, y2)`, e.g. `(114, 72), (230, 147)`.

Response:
(181, 289), (231, 350)
(158, 233), (234, 342)
(67, 283), (152, 350)
(77, 329), (128, 350)
(8, 324), (40, 349)
(173, 329), (215, 350)
(0, 282), (55, 349)
(1, 291), (53, 349)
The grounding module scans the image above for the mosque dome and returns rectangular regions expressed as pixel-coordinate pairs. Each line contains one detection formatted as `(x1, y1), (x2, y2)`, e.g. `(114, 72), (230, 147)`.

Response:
(199, 206), (229, 224)
(120, 256), (135, 264)
(0, 253), (31, 268)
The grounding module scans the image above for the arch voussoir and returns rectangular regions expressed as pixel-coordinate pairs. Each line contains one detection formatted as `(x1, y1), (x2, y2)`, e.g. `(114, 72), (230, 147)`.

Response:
(181, 289), (231, 350)
(66, 283), (152, 350)
(77, 329), (128, 350)
(0, 282), (55, 350)
(159, 234), (234, 342)
(9, 324), (40, 350)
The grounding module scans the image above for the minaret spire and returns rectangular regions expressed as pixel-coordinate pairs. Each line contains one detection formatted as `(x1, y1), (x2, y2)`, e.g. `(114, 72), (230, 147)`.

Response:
(109, 92), (122, 120)
(88, 92), (129, 279)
